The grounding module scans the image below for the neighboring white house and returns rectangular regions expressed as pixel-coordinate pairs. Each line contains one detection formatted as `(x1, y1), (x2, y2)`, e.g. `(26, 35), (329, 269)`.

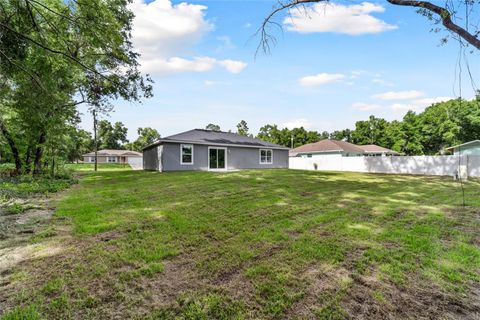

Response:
(445, 140), (480, 156)
(289, 139), (399, 158)
(82, 149), (143, 169)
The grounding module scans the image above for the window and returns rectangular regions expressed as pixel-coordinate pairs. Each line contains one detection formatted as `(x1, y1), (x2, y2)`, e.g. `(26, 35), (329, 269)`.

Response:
(181, 144), (193, 164)
(90, 157), (95, 163)
(260, 149), (273, 164)
(107, 156), (116, 163)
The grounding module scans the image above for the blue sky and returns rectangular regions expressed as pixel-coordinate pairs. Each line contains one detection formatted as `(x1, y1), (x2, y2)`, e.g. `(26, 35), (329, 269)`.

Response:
(78, 0), (479, 140)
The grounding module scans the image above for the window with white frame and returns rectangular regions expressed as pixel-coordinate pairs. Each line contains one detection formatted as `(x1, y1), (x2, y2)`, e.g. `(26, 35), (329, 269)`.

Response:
(90, 157), (95, 163)
(181, 144), (193, 164)
(260, 149), (273, 164)
(107, 156), (116, 163)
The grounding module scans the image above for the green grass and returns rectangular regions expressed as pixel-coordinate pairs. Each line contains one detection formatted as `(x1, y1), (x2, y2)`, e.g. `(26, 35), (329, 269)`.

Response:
(2, 169), (480, 319)
(65, 163), (132, 172)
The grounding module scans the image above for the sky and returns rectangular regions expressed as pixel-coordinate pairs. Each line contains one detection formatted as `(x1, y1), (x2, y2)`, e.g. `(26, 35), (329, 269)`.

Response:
(78, 0), (480, 141)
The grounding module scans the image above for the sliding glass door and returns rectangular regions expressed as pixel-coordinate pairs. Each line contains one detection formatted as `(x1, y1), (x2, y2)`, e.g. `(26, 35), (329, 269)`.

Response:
(208, 148), (226, 170)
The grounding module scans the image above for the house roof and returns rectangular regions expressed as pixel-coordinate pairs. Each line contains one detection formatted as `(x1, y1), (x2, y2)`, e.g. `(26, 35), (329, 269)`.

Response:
(359, 144), (400, 154)
(445, 140), (480, 150)
(83, 149), (142, 157)
(143, 129), (289, 150)
(289, 140), (399, 156)
(289, 139), (364, 156)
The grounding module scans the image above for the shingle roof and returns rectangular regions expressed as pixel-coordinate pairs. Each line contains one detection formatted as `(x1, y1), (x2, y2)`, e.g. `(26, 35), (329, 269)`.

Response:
(289, 139), (364, 156)
(143, 129), (289, 150)
(359, 144), (400, 154)
(83, 149), (142, 157)
(289, 140), (399, 156)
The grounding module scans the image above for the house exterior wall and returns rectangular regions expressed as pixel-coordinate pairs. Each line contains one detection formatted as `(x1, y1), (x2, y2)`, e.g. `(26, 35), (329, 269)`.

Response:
(82, 156), (128, 163)
(85, 156), (108, 163)
(143, 147), (159, 170)
(227, 146), (288, 169)
(454, 142), (480, 156)
(149, 142), (289, 171)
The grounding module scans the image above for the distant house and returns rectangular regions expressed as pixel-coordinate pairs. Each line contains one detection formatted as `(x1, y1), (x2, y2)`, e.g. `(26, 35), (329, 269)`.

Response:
(82, 149), (142, 164)
(445, 140), (480, 156)
(289, 139), (399, 158)
(142, 129), (289, 171)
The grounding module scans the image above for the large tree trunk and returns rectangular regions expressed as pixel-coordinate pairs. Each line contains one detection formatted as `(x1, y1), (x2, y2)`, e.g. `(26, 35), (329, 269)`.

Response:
(33, 131), (46, 175)
(24, 144), (33, 174)
(0, 119), (22, 173)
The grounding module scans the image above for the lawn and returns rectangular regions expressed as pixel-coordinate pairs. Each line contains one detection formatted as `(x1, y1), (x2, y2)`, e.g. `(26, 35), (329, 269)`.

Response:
(1, 169), (479, 319)
(65, 163), (133, 171)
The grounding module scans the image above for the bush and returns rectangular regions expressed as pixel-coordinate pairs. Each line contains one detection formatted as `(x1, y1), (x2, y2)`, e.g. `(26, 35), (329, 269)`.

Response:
(0, 163), (15, 172)
(0, 171), (77, 206)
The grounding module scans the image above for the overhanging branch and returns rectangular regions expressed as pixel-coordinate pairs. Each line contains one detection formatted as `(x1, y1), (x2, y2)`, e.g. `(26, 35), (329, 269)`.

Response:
(387, 0), (480, 50)
(259, 0), (480, 52)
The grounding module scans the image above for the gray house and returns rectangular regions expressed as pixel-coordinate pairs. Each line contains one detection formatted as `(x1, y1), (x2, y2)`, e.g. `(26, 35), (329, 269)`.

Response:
(143, 129), (289, 171)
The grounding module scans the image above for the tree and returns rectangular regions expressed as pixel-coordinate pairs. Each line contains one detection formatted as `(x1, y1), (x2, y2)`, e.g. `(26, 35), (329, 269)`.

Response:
(260, 1), (480, 53)
(97, 120), (129, 150)
(124, 127), (161, 151)
(206, 124), (221, 131)
(351, 116), (389, 146)
(330, 129), (352, 142)
(256, 124), (322, 148)
(0, 0), (153, 174)
(236, 120), (250, 136)
(67, 128), (93, 163)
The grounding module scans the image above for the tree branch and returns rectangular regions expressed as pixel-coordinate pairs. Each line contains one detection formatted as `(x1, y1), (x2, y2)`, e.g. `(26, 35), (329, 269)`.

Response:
(260, 0), (480, 53)
(0, 22), (106, 79)
(387, 0), (480, 50)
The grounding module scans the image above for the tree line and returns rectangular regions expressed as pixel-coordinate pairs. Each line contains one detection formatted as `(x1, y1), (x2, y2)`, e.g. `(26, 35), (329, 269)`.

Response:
(211, 97), (480, 156)
(258, 97), (480, 155)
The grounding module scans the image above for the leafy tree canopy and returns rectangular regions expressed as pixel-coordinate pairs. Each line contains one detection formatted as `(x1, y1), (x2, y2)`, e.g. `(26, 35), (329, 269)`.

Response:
(124, 127), (161, 151)
(206, 124), (221, 131)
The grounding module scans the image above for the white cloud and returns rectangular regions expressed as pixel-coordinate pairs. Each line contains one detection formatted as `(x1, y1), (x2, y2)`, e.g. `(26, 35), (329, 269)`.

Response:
(131, 0), (212, 58)
(372, 78), (394, 87)
(390, 96), (451, 113)
(130, 0), (246, 75)
(284, 2), (397, 35)
(244, 22), (252, 28)
(203, 80), (217, 86)
(351, 102), (381, 111)
(216, 36), (235, 52)
(282, 118), (313, 129)
(373, 90), (425, 101)
(299, 73), (345, 87)
(218, 60), (248, 74)
(413, 97), (451, 106)
(138, 56), (246, 75)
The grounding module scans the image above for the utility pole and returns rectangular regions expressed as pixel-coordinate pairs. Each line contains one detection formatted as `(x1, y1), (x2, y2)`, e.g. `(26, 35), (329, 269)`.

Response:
(291, 134), (294, 149)
(93, 108), (98, 172)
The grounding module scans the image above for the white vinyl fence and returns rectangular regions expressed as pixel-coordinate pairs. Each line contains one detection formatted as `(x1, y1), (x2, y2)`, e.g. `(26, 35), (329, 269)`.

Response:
(289, 155), (480, 178)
